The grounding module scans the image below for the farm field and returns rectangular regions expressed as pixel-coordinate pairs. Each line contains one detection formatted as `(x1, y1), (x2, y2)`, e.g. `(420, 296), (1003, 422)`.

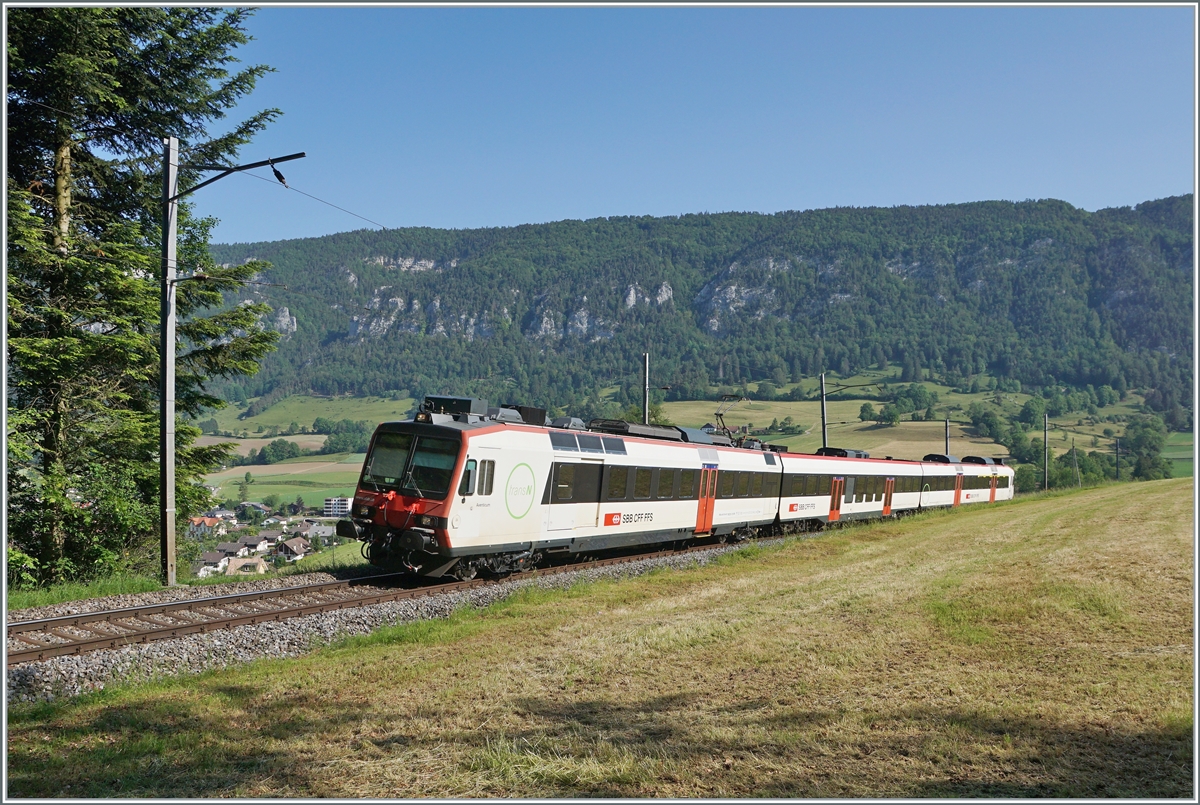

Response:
(206, 455), (364, 508)
(196, 432), (327, 457)
(1163, 431), (1194, 478)
(8, 479), (1192, 798)
(211, 395), (414, 434)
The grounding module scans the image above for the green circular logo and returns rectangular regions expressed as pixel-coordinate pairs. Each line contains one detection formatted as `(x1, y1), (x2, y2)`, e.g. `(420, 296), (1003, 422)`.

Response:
(505, 463), (536, 519)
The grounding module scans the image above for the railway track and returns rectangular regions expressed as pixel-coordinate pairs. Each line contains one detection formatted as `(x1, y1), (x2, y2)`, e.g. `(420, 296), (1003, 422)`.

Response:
(7, 542), (728, 667)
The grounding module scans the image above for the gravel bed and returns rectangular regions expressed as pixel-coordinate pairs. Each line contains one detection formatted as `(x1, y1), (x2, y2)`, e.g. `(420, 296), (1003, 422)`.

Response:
(8, 542), (769, 704)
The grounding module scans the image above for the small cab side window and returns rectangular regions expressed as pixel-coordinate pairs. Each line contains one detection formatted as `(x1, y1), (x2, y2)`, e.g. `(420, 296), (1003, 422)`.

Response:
(478, 460), (495, 495)
(458, 459), (477, 496)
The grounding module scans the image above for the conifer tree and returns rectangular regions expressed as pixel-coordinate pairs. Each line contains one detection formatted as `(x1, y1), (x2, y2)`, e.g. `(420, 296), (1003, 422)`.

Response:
(7, 8), (282, 584)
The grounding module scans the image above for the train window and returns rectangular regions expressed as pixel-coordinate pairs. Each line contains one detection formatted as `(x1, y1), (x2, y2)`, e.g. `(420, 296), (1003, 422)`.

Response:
(719, 471), (735, 498)
(764, 473), (781, 498)
(752, 473), (763, 497)
(479, 460), (495, 495)
(607, 466), (629, 500)
(458, 459), (477, 496)
(550, 431), (578, 451)
(818, 475), (831, 495)
(555, 464), (577, 501)
(657, 469), (675, 499)
(788, 475), (801, 496)
(361, 431), (414, 488)
(679, 469), (696, 498)
(407, 437), (460, 498)
(707, 471), (719, 498)
(999, 476), (1009, 488)
(577, 434), (604, 454)
(737, 472), (751, 497)
(601, 437), (627, 455)
(800, 475), (813, 496)
(633, 468), (652, 499)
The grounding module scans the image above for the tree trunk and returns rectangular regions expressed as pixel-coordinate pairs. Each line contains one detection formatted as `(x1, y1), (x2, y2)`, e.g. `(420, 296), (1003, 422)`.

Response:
(53, 138), (71, 252)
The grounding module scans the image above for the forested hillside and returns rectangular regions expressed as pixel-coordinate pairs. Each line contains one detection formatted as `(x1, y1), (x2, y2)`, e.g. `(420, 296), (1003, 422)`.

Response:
(209, 195), (1192, 425)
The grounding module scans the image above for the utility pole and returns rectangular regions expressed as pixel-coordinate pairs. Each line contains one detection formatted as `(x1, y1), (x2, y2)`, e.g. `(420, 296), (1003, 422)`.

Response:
(820, 373), (828, 448)
(159, 137), (305, 586)
(1072, 439), (1081, 487)
(642, 352), (650, 425)
(1043, 413), (1049, 491)
(159, 137), (179, 586)
(944, 418), (950, 455)
(1115, 438), (1120, 481)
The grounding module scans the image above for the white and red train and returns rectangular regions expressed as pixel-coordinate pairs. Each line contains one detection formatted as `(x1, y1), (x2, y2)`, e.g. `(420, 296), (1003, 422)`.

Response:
(337, 396), (1014, 578)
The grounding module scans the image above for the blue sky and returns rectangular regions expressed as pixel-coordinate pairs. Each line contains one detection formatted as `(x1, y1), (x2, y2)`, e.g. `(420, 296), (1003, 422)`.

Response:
(199, 5), (1195, 245)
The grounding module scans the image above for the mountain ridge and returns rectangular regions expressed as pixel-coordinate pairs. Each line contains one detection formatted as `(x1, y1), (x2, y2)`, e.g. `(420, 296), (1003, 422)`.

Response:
(208, 195), (1193, 423)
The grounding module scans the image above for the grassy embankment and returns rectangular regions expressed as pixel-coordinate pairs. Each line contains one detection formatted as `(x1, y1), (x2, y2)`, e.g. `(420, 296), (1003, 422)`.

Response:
(7, 479), (1192, 797)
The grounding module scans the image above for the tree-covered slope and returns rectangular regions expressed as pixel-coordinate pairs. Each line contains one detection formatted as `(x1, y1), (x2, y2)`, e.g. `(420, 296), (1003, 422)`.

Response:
(208, 195), (1192, 419)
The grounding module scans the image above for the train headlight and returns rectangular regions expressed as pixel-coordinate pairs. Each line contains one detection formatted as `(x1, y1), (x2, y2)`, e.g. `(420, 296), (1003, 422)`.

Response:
(418, 514), (434, 527)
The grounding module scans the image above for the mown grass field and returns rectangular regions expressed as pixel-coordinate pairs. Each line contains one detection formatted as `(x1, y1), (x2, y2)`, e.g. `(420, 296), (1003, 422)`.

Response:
(8, 479), (1192, 798)
(1164, 431), (1194, 478)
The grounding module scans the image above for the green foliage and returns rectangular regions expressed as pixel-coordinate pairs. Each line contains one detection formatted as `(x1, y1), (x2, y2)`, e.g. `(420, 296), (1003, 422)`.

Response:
(858, 402), (876, 422)
(5, 7), (281, 587)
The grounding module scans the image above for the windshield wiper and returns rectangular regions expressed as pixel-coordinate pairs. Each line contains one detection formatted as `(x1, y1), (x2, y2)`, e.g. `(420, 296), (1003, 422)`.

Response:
(403, 470), (426, 499)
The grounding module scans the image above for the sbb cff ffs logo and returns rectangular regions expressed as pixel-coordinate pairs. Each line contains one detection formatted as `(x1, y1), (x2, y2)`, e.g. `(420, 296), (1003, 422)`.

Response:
(604, 513), (622, 526)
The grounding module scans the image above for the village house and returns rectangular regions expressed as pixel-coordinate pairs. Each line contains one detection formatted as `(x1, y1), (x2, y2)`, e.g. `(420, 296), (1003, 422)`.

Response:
(277, 536), (311, 561)
(195, 551), (229, 578)
(187, 516), (227, 540)
(203, 507), (238, 521)
(215, 540), (248, 558)
(225, 556), (268, 575)
(237, 533), (273, 554)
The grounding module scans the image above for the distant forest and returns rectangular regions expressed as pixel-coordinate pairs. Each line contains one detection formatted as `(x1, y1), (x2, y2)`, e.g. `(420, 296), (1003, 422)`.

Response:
(209, 195), (1193, 428)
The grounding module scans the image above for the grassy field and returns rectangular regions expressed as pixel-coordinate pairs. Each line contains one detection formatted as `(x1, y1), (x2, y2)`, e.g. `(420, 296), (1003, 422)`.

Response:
(212, 395), (414, 434)
(1163, 431), (1194, 478)
(8, 479), (1192, 797)
(206, 455), (365, 507)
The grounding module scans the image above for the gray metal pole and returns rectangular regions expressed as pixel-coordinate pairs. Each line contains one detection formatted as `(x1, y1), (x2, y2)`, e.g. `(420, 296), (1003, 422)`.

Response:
(160, 137), (178, 586)
(642, 352), (650, 425)
(1043, 413), (1049, 491)
(1115, 438), (1120, 481)
(945, 418), (950, 454)
(1072, 439), (1081, 487)
(820, 373), (828, 448)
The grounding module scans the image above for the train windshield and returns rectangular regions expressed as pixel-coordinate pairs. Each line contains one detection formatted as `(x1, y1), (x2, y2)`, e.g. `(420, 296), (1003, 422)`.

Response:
(360, 431), (460, 499)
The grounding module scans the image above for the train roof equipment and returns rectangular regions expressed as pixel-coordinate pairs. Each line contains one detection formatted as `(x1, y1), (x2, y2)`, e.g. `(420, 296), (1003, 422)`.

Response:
(922, 453), (961, 463)
(815, 447), (871, 459)
(961, 455), (1004, 465)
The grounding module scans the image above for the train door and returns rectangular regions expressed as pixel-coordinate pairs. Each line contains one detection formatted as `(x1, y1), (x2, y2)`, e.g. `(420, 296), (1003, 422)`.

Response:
(695, 465), (717, 534)
(989, 473), (997, 503)
(882, 477), (895, 516)
(547, 460), (603, 531)
(953, 473), (963, 507)
(829, 477), (844, 522)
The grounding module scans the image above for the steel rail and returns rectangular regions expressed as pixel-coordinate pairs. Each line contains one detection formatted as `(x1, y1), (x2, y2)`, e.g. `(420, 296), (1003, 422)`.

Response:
(6, 542), (726, 667)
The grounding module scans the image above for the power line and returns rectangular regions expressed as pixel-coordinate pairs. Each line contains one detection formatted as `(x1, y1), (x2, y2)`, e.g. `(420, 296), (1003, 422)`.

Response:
(233, 167), (390, 230)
